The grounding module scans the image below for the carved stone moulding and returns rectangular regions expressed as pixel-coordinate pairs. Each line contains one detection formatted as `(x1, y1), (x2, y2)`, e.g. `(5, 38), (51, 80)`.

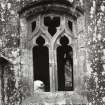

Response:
(18, 0), (84, 21)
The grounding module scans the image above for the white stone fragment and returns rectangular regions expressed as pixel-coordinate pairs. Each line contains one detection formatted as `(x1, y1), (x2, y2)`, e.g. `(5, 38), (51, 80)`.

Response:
(34, 80), (45, 92)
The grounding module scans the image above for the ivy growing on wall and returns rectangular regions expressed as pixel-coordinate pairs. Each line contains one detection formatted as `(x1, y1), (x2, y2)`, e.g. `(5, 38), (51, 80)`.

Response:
(87, 0), (105, 105)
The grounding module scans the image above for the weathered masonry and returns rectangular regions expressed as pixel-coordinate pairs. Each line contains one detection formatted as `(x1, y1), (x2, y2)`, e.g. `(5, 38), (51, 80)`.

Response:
(18, 0), (88, 104)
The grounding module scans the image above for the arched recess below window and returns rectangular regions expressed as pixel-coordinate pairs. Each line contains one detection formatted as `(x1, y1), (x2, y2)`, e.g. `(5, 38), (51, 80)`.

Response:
(33, 36), (50, 92)
(57, 36), (73, 91)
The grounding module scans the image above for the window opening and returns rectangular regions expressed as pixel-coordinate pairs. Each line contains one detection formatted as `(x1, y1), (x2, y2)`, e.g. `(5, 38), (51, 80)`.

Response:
(44, 16), (60, 36)
(68, 20), (73, 31)
(57, 36), (73, 91)
(32, 21), (36, 32)
(33, 36), (50, 92)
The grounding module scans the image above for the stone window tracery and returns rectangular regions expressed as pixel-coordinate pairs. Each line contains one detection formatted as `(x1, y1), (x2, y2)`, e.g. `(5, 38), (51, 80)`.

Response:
(44, 16), (60, 36)
(31, 15), (74, 92)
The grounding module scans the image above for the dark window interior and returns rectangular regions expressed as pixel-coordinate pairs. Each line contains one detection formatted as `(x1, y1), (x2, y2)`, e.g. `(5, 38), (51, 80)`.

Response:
(68, 20), (73, 31)
(33, 36), (50, 92)
(44, 16), (60, 36)
(57, 36), (73, 91)
(32, 21), (36, 32)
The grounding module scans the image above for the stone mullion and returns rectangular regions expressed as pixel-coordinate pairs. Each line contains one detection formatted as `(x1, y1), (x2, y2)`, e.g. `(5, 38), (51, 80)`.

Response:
(72, 40), (78, 91)
(49, 45), (56, 91)
(53, 49), (58, 91)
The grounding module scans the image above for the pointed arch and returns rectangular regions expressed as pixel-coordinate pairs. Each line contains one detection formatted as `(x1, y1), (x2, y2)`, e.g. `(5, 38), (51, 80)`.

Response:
(53, 32), (73, 50)
(27, 14), (75, 92)
(56, 36), (73, 91)
(33, 36), (50, 92)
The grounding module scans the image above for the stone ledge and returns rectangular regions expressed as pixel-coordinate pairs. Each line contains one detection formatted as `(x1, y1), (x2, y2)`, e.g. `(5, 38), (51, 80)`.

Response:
(22, 91), (88, 105)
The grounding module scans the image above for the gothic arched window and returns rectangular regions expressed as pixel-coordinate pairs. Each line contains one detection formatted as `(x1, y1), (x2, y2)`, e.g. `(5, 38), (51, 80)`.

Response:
(57, 36), (73, 91)
(33, 36), (50, 92)
(32, 15), (74, 92)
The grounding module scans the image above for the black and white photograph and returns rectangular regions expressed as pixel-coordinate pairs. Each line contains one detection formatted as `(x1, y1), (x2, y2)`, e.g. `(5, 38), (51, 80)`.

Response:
(0, 0), (105, 105)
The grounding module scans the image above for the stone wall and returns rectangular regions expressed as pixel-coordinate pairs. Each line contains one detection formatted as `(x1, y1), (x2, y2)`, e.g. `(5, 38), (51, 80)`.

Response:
(19, 1), (88, 105)
(19, 15), (88, 105)
(22, 92), (88, 105)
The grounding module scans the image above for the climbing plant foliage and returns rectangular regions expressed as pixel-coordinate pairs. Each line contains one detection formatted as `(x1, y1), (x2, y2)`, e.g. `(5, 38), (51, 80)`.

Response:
(87, 0), (105, 105)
